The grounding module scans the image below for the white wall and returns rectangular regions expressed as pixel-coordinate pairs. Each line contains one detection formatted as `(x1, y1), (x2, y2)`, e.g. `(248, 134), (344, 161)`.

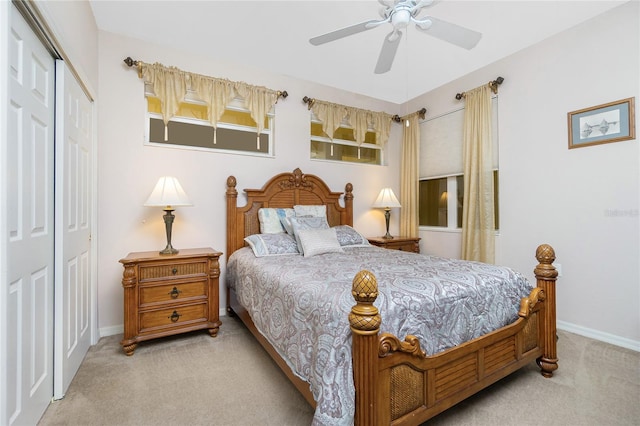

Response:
(36, 0), (99, 95)
(96, 31), (403, 333)
(410, 2), (639, 348)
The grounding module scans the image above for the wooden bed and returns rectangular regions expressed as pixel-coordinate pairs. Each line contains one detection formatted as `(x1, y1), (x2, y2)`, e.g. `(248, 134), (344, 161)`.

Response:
(225, 168), (558, 425)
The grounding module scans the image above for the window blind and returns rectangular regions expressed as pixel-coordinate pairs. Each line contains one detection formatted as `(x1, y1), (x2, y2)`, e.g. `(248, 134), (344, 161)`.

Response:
(419, 97), (498, 178)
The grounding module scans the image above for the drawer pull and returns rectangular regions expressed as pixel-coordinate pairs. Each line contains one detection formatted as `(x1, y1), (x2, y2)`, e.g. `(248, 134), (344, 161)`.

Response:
(172, 268), (178, 275)
(168, 287), (182, 299)
(168, 310), (182, 322)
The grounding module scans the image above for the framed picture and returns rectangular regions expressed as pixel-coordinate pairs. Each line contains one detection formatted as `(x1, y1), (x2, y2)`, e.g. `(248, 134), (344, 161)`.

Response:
(568, 97), (635, 149)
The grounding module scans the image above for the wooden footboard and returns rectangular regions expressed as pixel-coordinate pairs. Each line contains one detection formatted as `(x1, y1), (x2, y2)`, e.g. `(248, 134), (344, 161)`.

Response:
(225, 170), (558, 425)
(349, 244), (558, 425)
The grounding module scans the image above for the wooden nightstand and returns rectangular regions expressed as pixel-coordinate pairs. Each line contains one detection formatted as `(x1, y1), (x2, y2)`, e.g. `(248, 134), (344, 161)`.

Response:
(368, 236), (421, 253)
(119, 247), (223, 355)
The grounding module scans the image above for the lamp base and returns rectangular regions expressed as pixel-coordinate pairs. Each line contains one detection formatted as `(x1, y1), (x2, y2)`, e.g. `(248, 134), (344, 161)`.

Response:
(159, 208), (179, 255)
(382, 208), (394, 239)
(159, 246), (179, 255)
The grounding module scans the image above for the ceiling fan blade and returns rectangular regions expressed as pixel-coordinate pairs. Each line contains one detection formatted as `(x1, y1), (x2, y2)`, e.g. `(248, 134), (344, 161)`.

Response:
(374, 31), (402, 74)
(416, 16), (482, 50)
(310, 20), (382, 46)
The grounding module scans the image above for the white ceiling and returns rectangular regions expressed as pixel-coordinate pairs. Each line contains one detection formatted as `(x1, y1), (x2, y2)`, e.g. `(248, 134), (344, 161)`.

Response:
(89, 0), (628, 104)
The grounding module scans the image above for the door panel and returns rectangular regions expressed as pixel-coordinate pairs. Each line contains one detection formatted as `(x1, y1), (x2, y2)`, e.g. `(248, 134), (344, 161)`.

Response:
(6, 5), (55, 424)
(54, 60), (93, 399)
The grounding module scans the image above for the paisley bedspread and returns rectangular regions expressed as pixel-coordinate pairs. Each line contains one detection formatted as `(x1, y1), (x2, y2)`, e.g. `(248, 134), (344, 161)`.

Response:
(226, 246), (532, 425)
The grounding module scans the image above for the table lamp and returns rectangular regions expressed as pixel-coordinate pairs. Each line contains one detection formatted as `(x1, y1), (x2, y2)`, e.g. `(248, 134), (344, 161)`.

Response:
(372, 188), (401, 239)
(144, 176), (192, 255)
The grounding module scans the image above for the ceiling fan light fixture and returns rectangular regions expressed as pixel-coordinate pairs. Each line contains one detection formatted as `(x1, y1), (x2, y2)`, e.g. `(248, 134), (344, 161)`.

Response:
(391, 8), (412, 29)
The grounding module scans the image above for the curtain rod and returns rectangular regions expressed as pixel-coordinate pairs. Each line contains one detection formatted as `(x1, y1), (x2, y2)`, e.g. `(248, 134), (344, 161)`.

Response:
(302, 96), (424, 123)
(123, 57), (289, 100)
(455, 77), (504, 100)
(392, 108), (427, 123)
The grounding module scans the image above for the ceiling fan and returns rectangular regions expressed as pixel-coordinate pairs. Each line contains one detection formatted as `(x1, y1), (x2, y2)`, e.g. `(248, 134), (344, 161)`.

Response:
(309, 0), (482, 74)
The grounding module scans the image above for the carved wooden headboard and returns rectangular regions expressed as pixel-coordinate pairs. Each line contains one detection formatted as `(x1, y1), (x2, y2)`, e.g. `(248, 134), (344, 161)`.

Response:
(225, 168), (353, 258)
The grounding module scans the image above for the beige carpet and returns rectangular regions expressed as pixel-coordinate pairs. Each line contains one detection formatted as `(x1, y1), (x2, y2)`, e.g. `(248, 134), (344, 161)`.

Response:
(38, 318), (639, 425)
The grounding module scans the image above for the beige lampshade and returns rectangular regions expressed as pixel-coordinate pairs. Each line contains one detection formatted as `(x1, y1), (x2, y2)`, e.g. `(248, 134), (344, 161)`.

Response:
(144, 176), (193, 208)
(372, 188), (401, 209)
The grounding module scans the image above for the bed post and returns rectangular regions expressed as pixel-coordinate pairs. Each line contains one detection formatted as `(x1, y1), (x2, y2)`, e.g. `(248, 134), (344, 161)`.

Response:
(344, 183), (354, 227)
(349, 270), (381, 426)
(534, 244), (559, 378)
(226, 176), (238, 259)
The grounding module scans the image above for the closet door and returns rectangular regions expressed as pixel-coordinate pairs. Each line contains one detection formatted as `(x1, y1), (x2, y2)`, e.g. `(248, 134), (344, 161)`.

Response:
(54, 60), (93, 399)
(5, 5), (55, 425)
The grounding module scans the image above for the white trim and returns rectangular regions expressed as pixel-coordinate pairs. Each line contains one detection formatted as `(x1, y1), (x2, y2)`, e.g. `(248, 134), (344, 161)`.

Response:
(310, 135), (381, 150)
(0, 1), (10, 422)
(419, 226), (462, 233)
(99, 325), (124, 338)
(558, 320), (640, 352)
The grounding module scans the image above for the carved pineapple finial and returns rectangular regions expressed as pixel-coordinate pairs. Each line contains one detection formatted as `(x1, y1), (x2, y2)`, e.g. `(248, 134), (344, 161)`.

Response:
(349, 270), (381, 335)
(536, 244), (555, 264)
(535, 244), (558, 280)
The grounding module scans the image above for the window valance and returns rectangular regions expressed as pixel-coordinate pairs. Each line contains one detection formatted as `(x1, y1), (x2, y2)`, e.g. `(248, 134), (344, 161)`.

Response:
(128, 59), (287, 142)
(306, 98), (394, 146)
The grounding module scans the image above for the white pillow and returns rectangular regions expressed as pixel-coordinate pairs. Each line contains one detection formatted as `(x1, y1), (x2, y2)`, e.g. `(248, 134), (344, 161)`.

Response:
(288, 216), (330, 254)
(258, 208), (295, 234)
(296, 228), (344, 257)
(293, 205), (327, 219)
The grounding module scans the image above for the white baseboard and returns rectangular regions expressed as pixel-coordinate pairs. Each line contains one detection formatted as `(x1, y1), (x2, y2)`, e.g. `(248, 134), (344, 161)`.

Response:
(99, 324), (123, 338)
(558, 320), (640, 352)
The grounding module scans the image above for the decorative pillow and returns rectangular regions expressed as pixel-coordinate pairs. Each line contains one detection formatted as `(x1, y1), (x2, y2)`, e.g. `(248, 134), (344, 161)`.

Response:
(244, 233), (299, 257)
(333, 225), (371, 247)
(288, 216), (330, 254)
(258, 208), (295, 234)
(296, 228), (344, 257)
(293, 205), (327, 219)
(280, 216), (296, 235)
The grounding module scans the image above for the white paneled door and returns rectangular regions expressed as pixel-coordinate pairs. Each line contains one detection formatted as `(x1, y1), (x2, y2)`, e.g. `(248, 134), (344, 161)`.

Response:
(3, 5), (95, 424)
(6, 5), (55, 425)
(54, 61), (93, 400)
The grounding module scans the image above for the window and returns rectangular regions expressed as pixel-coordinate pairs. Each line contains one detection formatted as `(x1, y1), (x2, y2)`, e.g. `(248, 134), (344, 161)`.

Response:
(306, 99), (391, 165)
(145, 94), (273, 156)
(310, 120), (382, 164)
(419, 171), (499, 230)
(419, 97), (499, 231)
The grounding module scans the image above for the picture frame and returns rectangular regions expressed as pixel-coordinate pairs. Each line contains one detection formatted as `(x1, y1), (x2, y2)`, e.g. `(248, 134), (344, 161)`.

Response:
(568, 97), (635, 149)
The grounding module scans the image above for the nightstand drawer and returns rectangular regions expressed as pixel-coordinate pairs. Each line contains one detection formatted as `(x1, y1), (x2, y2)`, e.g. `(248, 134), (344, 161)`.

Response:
(139, 303), (208, 332)
(139, 261), (207, 281)
(384, 241), (416, 251)
(367, 236), (421, 253)
(139, 280), (207, 306)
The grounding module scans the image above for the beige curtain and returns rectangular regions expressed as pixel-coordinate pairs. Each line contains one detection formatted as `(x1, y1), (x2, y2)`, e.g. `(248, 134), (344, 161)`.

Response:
(461, 85), (495, 263)
(310, 99), (392, 146)
(141, 62), (281, 144)
(142, 63), (187, 140)
(311, 101), (347, 140)
(192, 76), (233, 145)
(400, 113), (420, 238)
(235, 84), (280, 149)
